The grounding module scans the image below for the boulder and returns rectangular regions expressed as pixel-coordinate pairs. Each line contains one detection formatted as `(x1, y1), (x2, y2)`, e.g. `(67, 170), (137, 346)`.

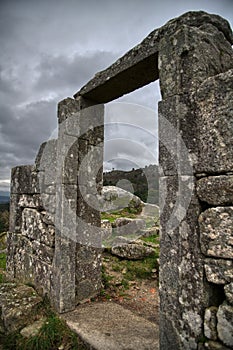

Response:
(20, 317), (46, 338)
(0, 283), (42, 334)
(217, 303), (233, 347)
(101, 186), (142, 213)
(111, 242), (155, 260)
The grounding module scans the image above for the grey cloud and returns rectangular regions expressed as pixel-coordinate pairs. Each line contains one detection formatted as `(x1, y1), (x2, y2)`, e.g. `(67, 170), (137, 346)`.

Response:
(34, 51), (118, 96)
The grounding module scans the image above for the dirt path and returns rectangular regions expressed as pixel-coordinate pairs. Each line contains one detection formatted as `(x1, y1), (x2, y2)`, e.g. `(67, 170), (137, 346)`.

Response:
(91, 251), (159, 325)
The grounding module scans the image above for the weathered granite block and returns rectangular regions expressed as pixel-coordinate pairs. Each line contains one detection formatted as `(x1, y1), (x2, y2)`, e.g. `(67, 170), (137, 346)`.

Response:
(56, 130), (79, 184)
(199, 207), (233, 258)
(51, 235), (76, 313)
(22, 208), (55, 247)
(75, 12), (233, 103)
(204, 259), (233, 284)
(204, 306), (218, 340)
(9, 194), (22, 233)
(224, 283), (233, 305)
(55, 184), (77, 241)
(75, 244), (102, 303)
(18, 194), (43, 209)
(217, 303), (233, 347)
(158, 95), (197, 176)
(159, 175), (207, 349)
(31, 240), (54, 264)
(0, 283), (42, 334)
(159, 24), (233, 99)
(195, 69), (233, 174)
(196, 175), (233, 205)
(35, 139), (57, 173)
(6, 232), (18, 279)
(15, 253), (52, 295)
(11, 165), (40, 194)
(41, 192), (56, 214)
(58, 97), (80, 125)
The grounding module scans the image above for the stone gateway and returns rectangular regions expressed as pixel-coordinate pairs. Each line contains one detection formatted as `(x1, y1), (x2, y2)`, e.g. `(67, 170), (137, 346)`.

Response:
(7, 11), (233, 350)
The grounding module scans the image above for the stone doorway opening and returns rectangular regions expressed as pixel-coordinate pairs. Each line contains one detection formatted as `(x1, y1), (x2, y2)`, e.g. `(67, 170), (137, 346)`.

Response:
(97, 83), (161, 321)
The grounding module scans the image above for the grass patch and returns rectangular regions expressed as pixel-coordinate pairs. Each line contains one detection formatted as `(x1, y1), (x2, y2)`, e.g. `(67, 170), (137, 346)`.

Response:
(0, 252), (6, 283)
(1, 309), (88, 350)
(101, 209), (138, 223)
(102, 250), (159, 292)
(140, 235), (159, 245)
(0, 252), (6, 268)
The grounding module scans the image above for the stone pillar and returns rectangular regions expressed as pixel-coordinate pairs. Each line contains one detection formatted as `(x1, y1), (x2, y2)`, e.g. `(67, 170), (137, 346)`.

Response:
(52, 97), (104, 312)
(158, 19), (233, 349)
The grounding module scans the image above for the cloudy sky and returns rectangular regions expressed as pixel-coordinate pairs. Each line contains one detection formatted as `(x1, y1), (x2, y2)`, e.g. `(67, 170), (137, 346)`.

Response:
(0, 0), (232, 192)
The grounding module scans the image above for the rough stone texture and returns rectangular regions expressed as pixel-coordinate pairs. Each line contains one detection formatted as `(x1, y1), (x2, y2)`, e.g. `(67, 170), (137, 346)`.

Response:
(74, 11), (233, 103)
(111, 242), (155, 260)
(11, 165), (40, 194)
(160, 25), (232, 98)
(196, 175), (233, 205)
(158, 12), (233, 350)
(217, 303), (233, 347)
(224, 283), (233, 305)
(204, 259), (233, 284)
(0, 283), (42, 334)
(195, 69), (233, 174)
(204, 306), (218, 340)
(22, 208), (55, 247)
(100, 186), (142, 212)
(20, 318), (46, 338)
(61, 301), (159, 350)
(203, 341), (232, 350)
(199, 207), (233, 259)
(159, 176), (206, 350)
(7, 11), (233, 349)
(75, 245), (102, 303)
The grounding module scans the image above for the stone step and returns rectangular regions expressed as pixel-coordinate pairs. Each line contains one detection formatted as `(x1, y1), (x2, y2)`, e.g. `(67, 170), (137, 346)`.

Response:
(61, 301), (159, 350)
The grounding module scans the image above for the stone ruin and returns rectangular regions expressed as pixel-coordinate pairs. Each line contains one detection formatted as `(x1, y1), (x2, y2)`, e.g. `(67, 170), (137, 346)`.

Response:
(7, 11), (233, 350)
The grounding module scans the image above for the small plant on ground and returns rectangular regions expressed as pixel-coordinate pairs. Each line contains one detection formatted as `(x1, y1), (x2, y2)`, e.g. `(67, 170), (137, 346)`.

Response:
(0, 251), (6, 283)
(1, 297), (88, 350)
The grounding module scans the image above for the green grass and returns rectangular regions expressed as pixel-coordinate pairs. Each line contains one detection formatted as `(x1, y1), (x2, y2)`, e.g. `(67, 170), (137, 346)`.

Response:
(101, 210), (138, 223)
(102, 251), (159, 289)
(0, 252), (6, 268)
(141, 235), (159, 244)
(1, 311), (88, 350)
(0, 252), (6, 283)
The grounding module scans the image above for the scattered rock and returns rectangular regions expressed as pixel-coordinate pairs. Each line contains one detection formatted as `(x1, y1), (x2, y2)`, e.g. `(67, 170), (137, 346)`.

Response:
(0, 283), (42, 334)
(224, 283), (233, 305)
(111, 242), (155, 260)
(217, 302), (233, 347)
(141, 203), (159, 217)
(101, 186), (142, 212)
(111, 236), (134, 246)
(112, 218), (146, 236)
(204, 306), (218, 340)
(20, 317), (46, 338)
(141, 226), (159, 238)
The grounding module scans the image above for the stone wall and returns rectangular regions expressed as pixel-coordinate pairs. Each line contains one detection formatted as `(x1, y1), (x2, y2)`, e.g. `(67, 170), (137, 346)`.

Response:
(158, 17), (233, 349)
(7, 98), (104, 313)
(6, 10), (233, 349)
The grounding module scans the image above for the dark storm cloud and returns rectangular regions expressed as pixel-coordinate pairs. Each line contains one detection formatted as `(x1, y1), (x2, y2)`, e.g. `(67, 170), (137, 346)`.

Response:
(34, 51), (118, 96)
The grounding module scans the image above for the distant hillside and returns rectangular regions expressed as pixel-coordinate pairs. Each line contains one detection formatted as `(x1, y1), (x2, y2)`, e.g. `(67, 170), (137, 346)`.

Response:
(103, 164), (159, 204)
(0, 196), (10, 204)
